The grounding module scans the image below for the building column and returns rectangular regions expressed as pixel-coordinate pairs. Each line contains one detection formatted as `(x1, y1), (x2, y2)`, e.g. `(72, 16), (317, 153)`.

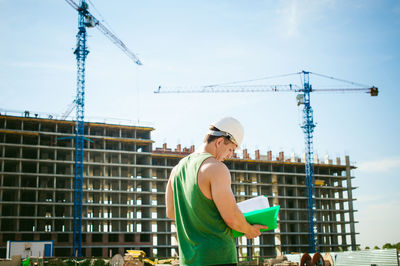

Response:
(345, 156), (357, 251)
(272, 174), (282, 256)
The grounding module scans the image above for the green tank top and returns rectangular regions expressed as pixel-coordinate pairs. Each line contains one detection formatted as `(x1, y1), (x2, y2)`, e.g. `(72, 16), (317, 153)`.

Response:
(172, 152), (237, 266)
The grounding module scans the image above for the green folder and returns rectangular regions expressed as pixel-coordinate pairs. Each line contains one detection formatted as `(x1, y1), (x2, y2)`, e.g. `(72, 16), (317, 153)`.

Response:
(232, 205), (280, 237)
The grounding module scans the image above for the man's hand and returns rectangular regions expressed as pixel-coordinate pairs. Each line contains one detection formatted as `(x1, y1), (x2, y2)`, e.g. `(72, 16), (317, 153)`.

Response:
(244, 224), (268, 239)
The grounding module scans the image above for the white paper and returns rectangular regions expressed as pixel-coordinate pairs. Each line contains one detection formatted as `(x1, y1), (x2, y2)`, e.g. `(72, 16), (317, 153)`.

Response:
(237, 196), (270, 213)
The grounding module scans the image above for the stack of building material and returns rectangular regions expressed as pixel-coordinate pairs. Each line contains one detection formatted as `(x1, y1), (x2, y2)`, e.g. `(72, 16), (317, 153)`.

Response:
(263, 255), (298, 266)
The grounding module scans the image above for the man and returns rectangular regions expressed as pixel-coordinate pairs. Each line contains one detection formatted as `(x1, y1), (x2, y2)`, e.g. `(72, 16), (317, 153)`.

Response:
(166, 117), (267, 266)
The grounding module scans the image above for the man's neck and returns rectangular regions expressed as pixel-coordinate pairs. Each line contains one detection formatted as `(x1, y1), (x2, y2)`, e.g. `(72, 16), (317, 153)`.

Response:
(199, 142), (216, 157)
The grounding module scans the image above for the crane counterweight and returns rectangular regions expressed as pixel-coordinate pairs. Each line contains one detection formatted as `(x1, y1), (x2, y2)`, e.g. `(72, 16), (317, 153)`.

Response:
(370, 86), (379, 96)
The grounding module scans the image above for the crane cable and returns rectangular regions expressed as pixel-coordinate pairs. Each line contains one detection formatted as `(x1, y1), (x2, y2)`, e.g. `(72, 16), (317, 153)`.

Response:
(309, 71), (370, 87)
(204, 72), (300, 87)
(205, 71), (371, 90)
(87, 0), (118, 37)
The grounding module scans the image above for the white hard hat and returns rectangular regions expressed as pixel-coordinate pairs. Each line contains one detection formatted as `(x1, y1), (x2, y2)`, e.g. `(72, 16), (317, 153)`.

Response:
(209, 117), (244, 148)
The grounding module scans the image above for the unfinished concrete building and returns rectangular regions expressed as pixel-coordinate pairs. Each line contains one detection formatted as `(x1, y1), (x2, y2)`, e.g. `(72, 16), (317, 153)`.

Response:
(0, 114), (358, 259)
(153, 145), (358, 258)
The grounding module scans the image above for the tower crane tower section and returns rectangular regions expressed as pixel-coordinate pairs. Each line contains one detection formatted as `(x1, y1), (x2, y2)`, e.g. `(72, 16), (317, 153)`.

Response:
(64, 0), (142, 257)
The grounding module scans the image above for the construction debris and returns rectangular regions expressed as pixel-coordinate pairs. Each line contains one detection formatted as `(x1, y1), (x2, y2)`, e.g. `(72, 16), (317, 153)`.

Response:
(123, 250), (179, 266)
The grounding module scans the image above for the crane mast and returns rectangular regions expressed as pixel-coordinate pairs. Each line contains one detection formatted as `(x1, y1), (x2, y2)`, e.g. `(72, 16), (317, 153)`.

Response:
(73, 0), (89, 257)
(301, 71), (318, 252)
(64, 0), (142, 257)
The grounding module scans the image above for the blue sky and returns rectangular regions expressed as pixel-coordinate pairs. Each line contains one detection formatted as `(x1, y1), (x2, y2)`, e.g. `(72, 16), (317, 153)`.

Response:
(1, 0), (399, 248)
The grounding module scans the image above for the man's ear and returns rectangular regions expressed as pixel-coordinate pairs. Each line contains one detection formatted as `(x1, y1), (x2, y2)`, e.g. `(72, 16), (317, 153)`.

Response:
(215, 137), (224, 147)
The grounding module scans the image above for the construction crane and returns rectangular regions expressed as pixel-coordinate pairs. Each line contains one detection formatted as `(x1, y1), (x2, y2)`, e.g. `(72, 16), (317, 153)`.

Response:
(60, 99), (76, 120)
(64, 0), (142, 257)
(155, 70), (378, 253)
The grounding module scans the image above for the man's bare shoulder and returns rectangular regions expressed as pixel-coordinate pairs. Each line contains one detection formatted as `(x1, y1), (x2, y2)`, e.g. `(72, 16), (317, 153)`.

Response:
(169, 165), (177, 178)
(200, 157), (230, 176)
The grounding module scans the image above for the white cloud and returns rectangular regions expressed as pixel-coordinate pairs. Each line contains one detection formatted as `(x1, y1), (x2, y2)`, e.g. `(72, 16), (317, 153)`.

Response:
(357, 157), (400, 173)
(275, 0), (337, 38)
(356, 194), (384, 204)
(356, 199), (400, 247)
(275, 0), (300, 38)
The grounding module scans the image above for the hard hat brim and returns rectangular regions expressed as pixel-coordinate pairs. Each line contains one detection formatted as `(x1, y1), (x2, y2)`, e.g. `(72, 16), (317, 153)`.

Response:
(208, 130), (239, 148)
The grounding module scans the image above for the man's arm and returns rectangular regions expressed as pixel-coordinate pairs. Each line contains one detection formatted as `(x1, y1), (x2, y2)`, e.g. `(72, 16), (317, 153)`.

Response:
(165, 166), (176, 220)
(209, 162), (266, 238)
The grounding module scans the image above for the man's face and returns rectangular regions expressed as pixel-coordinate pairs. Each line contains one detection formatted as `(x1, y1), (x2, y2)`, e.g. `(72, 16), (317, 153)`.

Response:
(215, 137), (237, 162)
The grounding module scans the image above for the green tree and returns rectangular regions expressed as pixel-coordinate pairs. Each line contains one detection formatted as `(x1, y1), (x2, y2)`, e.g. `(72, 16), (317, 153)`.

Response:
(396, 242), (400, 251)
(383, 243), (394, 249)
(365, 246), (370, 250)
(374, 246), (380, 250)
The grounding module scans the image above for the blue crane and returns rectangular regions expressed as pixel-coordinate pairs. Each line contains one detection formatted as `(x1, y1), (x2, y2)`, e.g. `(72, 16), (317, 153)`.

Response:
(155, 70), (378, 253)
(64, 0), (142, 257)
